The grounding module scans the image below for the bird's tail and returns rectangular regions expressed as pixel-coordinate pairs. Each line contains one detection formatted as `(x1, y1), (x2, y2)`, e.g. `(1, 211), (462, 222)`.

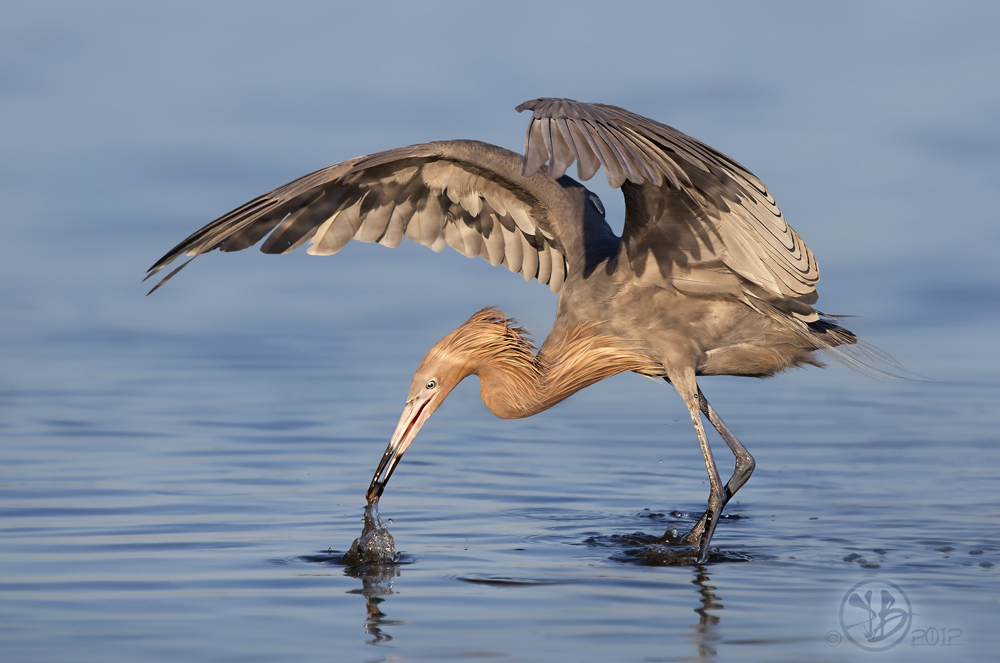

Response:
(806, 317), (857, 347)
(807, 314), (917, 379)
(747, 296), (914, 379)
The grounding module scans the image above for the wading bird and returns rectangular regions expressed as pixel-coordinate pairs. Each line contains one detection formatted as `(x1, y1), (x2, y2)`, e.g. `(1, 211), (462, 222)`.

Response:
(147, 98), (856, 562)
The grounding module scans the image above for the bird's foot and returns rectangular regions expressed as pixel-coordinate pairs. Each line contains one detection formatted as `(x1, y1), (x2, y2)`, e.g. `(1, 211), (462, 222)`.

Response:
(647, 500), (725, 563)
(637, 526), (699, 565)
(682, 512), (710, 547)
(683, 502), (724, 563)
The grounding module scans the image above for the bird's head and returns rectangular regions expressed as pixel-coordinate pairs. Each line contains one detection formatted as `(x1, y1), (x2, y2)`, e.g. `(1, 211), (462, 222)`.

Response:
(365, 308), (534, 502)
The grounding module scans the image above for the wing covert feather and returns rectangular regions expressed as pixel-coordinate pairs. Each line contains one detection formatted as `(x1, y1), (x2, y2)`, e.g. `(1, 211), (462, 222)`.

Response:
(516, 98), (820, 300)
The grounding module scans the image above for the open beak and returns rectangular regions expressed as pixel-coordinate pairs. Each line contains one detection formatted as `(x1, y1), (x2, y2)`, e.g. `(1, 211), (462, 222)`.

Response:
(365, 393), (436, 502)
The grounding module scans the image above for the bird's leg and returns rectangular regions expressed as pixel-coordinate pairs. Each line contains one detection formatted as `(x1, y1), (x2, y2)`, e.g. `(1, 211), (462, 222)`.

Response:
(681, 389), (756, 557)
(698, 388), (755, 502)
(667, 371), (725, 563)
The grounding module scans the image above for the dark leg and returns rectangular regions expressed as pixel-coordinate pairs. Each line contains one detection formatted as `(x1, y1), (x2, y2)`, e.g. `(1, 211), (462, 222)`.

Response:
(668, 370), (725, 563)
(698, 388), (755, 501)
(682, 388), (756, 556)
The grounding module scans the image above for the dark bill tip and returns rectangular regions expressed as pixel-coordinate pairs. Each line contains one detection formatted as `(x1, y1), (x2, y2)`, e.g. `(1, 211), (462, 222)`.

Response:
(366, 481), (385, 503)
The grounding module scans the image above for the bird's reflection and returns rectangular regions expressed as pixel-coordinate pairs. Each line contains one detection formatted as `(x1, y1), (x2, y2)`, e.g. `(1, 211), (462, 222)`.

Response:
(686, 565), (722, 662)
(344, 562), (405, 645)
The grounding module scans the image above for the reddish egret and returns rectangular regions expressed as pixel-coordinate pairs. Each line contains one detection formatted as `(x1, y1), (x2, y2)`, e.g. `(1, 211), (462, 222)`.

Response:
(148, 98), (856, 561)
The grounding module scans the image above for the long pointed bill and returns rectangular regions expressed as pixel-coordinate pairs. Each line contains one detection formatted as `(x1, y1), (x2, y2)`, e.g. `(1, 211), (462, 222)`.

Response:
(365, 393), (436, 502)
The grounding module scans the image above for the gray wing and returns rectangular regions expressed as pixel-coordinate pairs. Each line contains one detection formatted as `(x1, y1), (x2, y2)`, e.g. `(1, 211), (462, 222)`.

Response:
(516, 98), (820, 306)
(146, 141), (569, 294)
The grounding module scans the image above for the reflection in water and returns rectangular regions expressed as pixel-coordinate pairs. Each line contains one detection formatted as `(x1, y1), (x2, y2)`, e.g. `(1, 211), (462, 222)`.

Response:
(341, 502), (405, 644)
(345, 562), (405, 645)
(303, 501), (407, 645)
(687, 566), (723, 662)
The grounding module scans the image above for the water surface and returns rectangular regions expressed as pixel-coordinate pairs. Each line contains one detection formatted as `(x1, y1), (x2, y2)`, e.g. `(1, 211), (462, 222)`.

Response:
(2, 3), (999, 661)
(2, 317), (997, 661)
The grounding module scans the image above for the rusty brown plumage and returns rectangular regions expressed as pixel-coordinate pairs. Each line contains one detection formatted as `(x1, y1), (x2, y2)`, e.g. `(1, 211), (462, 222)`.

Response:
(425, 308), (661, 420)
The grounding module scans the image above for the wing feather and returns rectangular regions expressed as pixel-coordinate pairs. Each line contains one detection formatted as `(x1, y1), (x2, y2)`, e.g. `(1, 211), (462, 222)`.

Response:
(147, 141), (571, 293)
(218, 205), (289, 252)
(548, 249), (566, 293)
(536, 239), (552, 284)
(516, 97), (820, 301)
(478, 212), (504, 266)
(456, 215), (483, 258)
(519, 232), (538, 281)
(564, 119), (602, 181)
(404, 192), (445, 248)
(499, 215), (523, 274)
(308, 196), (366, 256)
(261, 190), (346, 254)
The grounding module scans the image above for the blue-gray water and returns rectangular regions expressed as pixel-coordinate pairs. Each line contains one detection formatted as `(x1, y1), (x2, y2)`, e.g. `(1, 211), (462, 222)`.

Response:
(3, 3), (999, 661)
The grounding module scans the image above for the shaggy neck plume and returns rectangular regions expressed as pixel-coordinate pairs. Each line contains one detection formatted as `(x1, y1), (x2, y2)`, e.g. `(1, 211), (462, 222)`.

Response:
(447, 308), (660, 420)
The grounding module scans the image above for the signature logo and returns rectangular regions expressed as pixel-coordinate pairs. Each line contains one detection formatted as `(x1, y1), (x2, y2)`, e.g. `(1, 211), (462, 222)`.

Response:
(834, 580), (913, 651)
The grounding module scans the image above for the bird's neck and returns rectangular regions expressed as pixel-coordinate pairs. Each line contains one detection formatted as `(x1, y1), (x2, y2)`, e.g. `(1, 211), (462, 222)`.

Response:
(476, 326), (660, 420)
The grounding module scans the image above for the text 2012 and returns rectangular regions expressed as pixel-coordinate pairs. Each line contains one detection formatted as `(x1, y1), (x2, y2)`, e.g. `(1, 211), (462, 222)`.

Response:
(912, 628), (962, 648)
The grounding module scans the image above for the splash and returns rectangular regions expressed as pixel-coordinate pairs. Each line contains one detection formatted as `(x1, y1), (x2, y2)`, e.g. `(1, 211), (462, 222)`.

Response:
(342, 499), (398, 566)
(584, 529), (752, 566)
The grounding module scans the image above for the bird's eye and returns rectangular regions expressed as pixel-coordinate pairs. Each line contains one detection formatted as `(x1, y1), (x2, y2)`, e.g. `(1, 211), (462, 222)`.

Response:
(424, 379), (438, 390)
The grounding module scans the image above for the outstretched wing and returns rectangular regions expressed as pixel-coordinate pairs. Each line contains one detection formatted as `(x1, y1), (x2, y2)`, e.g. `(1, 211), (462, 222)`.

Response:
(146, 141), (569, 294)
(516, 98), (820, 305)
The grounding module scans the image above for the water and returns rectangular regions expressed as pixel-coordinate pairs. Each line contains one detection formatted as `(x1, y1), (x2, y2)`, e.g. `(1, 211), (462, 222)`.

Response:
(3, 3), (1000, 661)
(3, 316), (997, 661)
(342, 501), (398, 566)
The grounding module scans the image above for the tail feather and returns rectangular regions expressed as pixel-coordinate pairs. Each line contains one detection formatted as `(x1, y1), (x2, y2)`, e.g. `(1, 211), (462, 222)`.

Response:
(808, 317), (922, 380)
(747, 295), (916, 379)
(806, 318), (857, 347)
